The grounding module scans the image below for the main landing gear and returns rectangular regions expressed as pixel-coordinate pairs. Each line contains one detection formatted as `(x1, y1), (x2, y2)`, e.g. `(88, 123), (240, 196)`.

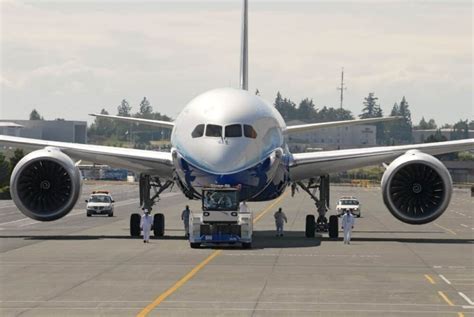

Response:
(297, 175), (339, 239)
(130, 174), (173, 238)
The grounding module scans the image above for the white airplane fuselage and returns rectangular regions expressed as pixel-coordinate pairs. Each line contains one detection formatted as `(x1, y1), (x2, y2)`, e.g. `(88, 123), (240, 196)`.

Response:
(171, 87), (290, 201)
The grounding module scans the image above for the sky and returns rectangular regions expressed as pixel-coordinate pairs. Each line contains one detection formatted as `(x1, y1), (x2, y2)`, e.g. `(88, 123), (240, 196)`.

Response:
(1, 0), (472, 125)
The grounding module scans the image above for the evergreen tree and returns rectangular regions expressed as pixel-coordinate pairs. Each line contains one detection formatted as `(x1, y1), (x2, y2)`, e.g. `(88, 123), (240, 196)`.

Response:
(387, 97), (413, 144)
(274, 92), (297, 121)
(359, 93), (385, 144)
(359, 93), (382, 119)
(425, 129), (447, 143)
(29, 109), (44, 120)
(116, 99), (132, 141)
(255, 89), (260, 96)
(137, 97), (153, 119)
(450, 119), (469, 140)
(88, 109), (115, 138)
(415, 117), (437, 130)
(297, 98), (317, 122)
(117, 99), (132, 117)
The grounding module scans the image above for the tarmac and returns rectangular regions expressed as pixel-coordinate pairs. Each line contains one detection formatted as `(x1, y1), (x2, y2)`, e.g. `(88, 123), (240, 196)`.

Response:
(0, 182), (473, 317)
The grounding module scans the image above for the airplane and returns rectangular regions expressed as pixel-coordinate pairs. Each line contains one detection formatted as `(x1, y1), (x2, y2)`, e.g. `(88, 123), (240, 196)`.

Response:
(1, 0), (473, 242)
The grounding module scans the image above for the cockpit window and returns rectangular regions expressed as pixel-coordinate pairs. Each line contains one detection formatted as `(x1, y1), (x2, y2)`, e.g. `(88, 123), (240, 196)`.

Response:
(191, 124), (205, 138)
(205, 124), (222, 137)
(243, 125), (257, 139)
(225, 124), (242, 138)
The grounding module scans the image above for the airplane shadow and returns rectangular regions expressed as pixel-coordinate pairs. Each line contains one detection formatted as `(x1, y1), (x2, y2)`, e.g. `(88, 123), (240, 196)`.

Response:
(0, 232), (471, 247)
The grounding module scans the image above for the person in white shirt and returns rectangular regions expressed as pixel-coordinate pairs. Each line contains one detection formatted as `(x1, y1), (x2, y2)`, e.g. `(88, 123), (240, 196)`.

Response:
(140, 209), (153, 243)
(274, 208), (288, 237)
(341, 209), (355, 245)
(239, 201), (249, 213)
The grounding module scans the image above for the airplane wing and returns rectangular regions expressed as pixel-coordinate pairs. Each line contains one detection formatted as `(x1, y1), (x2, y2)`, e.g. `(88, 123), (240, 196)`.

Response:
(0, 135), (174, 177)
(286, 117), (401, 134)
(290, 139), (474, 181)
(89, 113), (175, 129)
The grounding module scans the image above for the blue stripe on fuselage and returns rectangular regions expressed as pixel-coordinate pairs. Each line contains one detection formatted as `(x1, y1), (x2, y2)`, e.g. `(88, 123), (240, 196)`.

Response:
(173, 152), (289, 201)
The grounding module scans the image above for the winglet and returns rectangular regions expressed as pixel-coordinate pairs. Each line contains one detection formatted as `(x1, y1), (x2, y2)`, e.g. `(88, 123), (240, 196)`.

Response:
(240, 0), (248, 90)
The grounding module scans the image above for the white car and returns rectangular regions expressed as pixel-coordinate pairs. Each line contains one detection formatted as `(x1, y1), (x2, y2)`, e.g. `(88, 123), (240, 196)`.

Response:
(86, 191), (115, 217)
(336, 196), (361, 217)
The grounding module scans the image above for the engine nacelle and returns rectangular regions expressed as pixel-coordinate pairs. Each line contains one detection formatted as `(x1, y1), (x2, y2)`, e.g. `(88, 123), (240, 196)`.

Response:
(381, 150), (452, 224)
(10, 148), (82, 221)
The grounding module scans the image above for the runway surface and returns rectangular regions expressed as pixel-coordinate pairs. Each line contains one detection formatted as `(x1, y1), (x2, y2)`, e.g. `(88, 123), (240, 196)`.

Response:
(0, 182), (473, 316)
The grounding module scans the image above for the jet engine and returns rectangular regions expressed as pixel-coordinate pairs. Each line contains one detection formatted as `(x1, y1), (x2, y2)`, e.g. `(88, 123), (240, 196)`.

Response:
(381, 150), (452, 224)
(10, 147), (82, 221)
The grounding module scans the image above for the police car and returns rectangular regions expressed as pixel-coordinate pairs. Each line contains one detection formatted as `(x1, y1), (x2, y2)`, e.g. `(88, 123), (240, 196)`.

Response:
(85, 191), (115, 217)
(336, 196), (361, 217)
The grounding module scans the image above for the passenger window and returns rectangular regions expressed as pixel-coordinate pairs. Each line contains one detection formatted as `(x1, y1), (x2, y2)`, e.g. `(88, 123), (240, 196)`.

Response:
(191, 124), (204, 138)
(243, 125), (257, 139)
(205, 124), (222, 137)
(225, 124), (242, 138)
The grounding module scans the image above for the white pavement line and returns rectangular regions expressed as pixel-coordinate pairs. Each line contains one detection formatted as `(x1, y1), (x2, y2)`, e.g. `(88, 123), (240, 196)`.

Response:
(461, 224), (468, 228)
(459, 292), (474, 306)
(439, 274), (452, 285)
(462, 305), (474, 309)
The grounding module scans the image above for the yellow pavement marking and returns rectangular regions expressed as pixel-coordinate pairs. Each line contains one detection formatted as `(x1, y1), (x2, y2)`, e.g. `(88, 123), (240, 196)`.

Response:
(458, 312), (464, 317)
(434, 223), (457, 235)
(438, 291), (455, 306)
(424, 274), (436, 284)
(136, 249), (222, 317)
(136, 192), (287, 317)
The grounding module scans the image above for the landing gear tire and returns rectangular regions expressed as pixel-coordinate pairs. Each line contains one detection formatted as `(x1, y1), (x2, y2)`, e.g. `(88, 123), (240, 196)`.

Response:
(87, 213), (91, 217)
(328, 215), (339, 239)
(305, 215), (315, 238)
(130, 213), (141, 237)
(153, 213), (165, 237)
(108, 213), (113, 217)
(242, 242), (252, 249)
(190, 242), (200, 249)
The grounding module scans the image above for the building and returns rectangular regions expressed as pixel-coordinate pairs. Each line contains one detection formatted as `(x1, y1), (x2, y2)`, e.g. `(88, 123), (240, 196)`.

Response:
(0, 120), (87, 144)
(287, 120), (376, 152)
(0, 122), (23, 137)
(412, 129), (474, 144)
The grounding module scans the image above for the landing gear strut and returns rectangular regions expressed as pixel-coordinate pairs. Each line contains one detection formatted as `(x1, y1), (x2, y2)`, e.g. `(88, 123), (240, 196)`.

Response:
(130, 174), (173, 238)
(297, 175), (338, 239)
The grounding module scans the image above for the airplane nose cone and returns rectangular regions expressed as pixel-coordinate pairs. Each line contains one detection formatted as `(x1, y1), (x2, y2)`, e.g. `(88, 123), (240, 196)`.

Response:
(180, 138), (257, 174)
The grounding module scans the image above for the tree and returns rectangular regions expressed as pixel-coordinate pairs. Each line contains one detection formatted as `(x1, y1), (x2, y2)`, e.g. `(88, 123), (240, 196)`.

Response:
(255, 89), (260, 96)
(425, 129), (447, 143)
(296, 98), (317, 122)
(136, 97), (153, 119)
(469, 120), (474, 130)
(29, 109), (44, 120)
(386, 97), (413, 144)
(450, 119), (469, 140)
(415, 117), (437, 130)
(274, 92), (297, 121)
(89, 109), (115, 138)
(0, 152), (9, 188)
(117, 99), (132, 117)
(359, 93), (385, 144)
(9, 149), (24, 174)
(359, 93), (382, 119)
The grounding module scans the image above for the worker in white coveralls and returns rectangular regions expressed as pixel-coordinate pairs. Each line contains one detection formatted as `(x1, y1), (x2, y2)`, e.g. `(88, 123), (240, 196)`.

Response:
(181, 205), (191, 237)
(341, 209), (355, 244)
(274, 208), (288, 237)
(140, 209), (153, 243)
(239, 201), (249, 213)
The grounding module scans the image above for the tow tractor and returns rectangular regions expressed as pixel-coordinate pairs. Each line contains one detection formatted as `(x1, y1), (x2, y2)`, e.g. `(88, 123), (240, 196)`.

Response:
(189, 186), (253, 249)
